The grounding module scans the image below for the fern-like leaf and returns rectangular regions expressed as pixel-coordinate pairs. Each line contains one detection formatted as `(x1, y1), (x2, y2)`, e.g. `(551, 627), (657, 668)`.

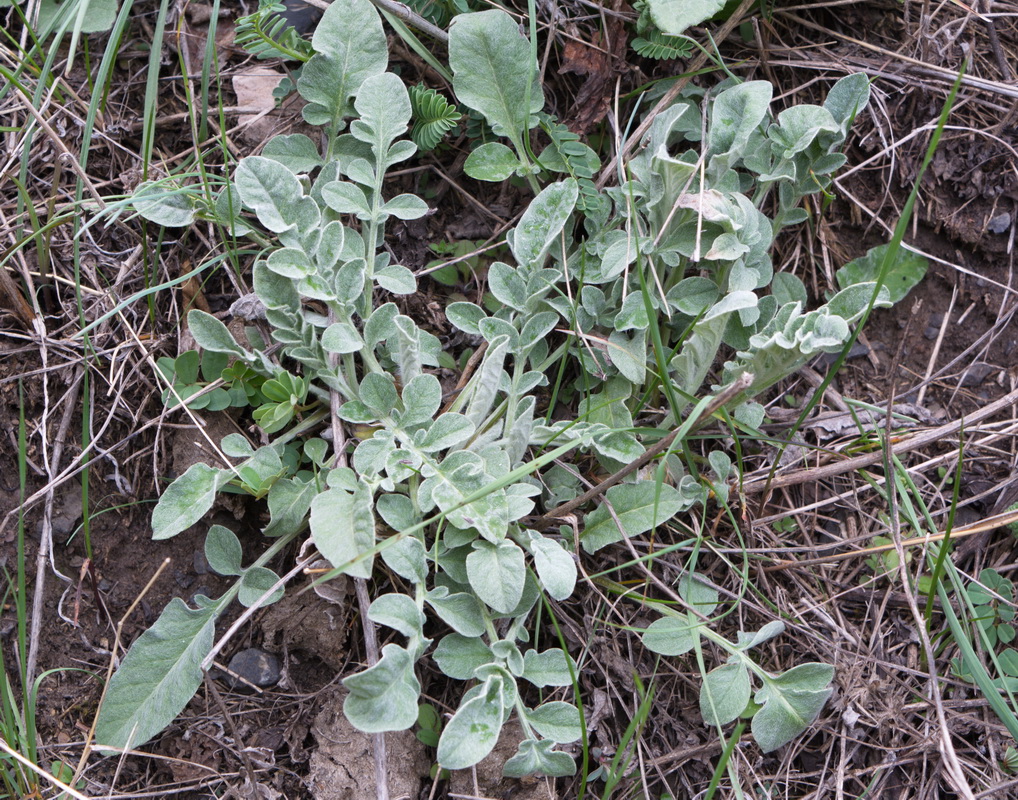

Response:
(631, 29), (695, 60)
(409, 85), (462, 152)
(536, 112), (605, 214)
(235, 3), (314, 62)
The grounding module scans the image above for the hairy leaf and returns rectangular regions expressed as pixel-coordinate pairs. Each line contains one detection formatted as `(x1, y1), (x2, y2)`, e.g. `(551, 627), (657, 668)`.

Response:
(95, 599), (218, 752)
(152, 464), (231, 540)
(449, 10), (543, 142)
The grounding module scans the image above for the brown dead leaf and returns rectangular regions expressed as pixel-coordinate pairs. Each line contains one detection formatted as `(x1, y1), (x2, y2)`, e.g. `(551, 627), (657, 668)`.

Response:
(559, 15), (630, 133)
(232, 67), (285, 146)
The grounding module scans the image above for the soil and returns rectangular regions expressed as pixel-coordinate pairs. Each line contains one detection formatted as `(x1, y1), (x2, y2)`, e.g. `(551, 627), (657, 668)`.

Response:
(2, 0), (1018, 798)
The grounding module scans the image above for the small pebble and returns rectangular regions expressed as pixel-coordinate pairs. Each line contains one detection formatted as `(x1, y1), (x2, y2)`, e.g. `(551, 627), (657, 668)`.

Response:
(960, 362), (994, 388)
(173, 569), (194, 590)
(193, 549), (209, 576)
(815, 341), (869, 367)
(226, 648), (281, 690)
(988, 213), (1012, 234)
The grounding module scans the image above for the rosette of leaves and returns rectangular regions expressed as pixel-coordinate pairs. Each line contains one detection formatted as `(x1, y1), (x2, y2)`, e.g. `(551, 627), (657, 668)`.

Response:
(98, 0), (586, 776)
(102, 0), (902, 773)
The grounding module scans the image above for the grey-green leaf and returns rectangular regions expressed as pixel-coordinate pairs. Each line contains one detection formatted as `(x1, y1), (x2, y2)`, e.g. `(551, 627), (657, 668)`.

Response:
(204, 525), (243, 576)
(752, 663), (835, 752)
(132, 181), (197, 227)
(426, 590), (486, 638)
(835, 243), (927, 305)
(464, 142), (521, 182)
(322, 321), (363, 354)
(94, 598), (218, 752)
(700, 663), (751, 726)
(503, 737), (576, 778)
(310, 485), (376, 578)
(235, 155), (308, 233)
(152, 464), (231, 540)
(450, 10), (543, 140)
(399, 374), (442, 427)
(261, 134), (323, 173)
(522, 648), (575, 687)
(708, 81), (773, 160)
(369, 592), (426, 639)
(437, 676), (505, 769)
(343, 643), (421, 732)
(298, 0), (388, 132)
(382, 194), (429, 221)
(487, 261), (527, 312)
(646, 0), (725, 35)
(360, 372), (399, 417)
(433, 632), (494, 679)
(581, 482), (683, 553)
(529, 535), (576, 601)
(467, 539), (526, 614)
(510, 179), (578, 269)
(238, 566), (284, 608)
(525, 701), (581, 743)
(419, 413), (475, 452)
(375, 265), (417, 295)
(188, 309), (247, 357)
(642, 613), (701, 656)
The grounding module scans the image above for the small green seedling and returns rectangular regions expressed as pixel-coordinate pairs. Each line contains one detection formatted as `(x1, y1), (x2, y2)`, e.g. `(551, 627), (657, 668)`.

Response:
(965, 569), (1016, 648)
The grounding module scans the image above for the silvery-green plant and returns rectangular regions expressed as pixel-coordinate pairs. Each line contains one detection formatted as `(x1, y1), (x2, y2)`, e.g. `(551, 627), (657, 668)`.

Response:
(95, 0), (918, 775)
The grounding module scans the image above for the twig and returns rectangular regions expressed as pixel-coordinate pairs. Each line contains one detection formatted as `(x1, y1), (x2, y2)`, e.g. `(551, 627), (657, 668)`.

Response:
(26, 366), (82, 683)
(204, 674), (261, 792)
(440, 340), (487, 415)
(764, 507), (1018, 572)
(354, 577), (390, 800)
(776, 11), (1018, 101)
(302, 0), (449, 43)
(743, 385), (1018, 495)
(881, 386), (975, 800)
(533, 373), (753, 526)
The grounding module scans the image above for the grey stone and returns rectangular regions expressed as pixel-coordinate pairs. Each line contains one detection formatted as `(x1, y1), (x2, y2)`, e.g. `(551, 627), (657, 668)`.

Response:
(960, 362), (995, 387)
(988, 213), (1012, 234)
(226, 648), (281, 690)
